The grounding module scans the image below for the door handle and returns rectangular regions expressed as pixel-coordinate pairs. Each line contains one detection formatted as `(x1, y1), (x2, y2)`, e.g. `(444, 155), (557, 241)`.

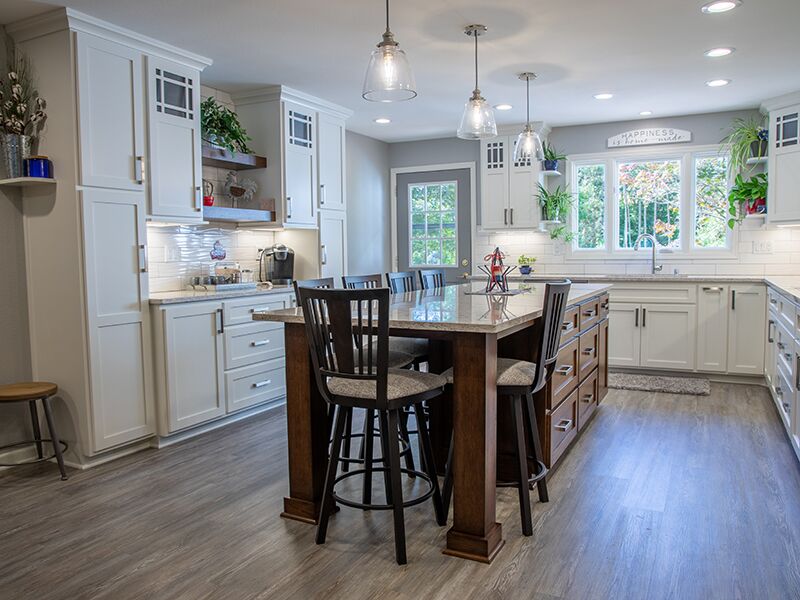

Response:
(138, 244), (148, 273)
(320, 183), (326, 205)
(287, 196), (293, 219)
(195, 185), (202, 211)
(510, 208), (514, 225)
(321, 244), (327, 265)
(731, 289), (736, 310)
(135, 155), (145, 184)
(216, 308), (224, 334)
(635, 307), (639, 327)
(768, 319), (775, 343)
(642, 307), (646, 327)
(504, 208), (508, 225)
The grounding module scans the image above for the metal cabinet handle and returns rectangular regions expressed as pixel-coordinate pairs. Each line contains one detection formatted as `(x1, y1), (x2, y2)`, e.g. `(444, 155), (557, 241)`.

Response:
(287, 196), (293, 219)
(251, 340), (270, 347)
(321, 244), (327, 265)
(252, 380), (272, 389)
(785, 352), (792, 362)
(776, 386), (783, 398)
(581, 393), (594, 403)
(770, 297), (778, 305)
(642, 307), (647, 327)
(582, 347), (595, 355)
(249, 307), (271, 313)
(635, 307), (639, 327)
(768, 319), (775, 343)
(319, 183), (326, 205)
(582, 309), (597, 317)
(137, 244), (148, 273)
(554, 419), (573, 432)
(504, 208), (508, 225)
(135, 155), (145, 184)
(796, 354), (800, 391)
(195, 185), (202, 211)
(778, 342), (786, 351)
(561, 322), (574, 332)
(555, 365), (574, 376)
(216, 308), (224, 334)
(731, 289), (736, 310)
(510, 208), (514, 225)
(702, 286), (723, 292)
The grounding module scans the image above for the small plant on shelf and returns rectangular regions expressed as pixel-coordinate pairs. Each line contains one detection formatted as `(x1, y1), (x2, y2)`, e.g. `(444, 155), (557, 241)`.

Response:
(542, 140), (566, 172)
(727, 172), (767, 228)
(517, 254), (537, 275)
(200, 97), (253, 154)
(721, 116), (768, 176)
(537, 183), (573, 222)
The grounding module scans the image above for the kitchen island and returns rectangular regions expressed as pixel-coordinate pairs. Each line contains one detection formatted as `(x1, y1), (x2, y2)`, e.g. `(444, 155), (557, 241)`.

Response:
(255, 280), (612, 563)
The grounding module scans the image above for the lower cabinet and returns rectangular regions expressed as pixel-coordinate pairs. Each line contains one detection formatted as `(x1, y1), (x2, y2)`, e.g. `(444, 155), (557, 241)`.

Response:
(319, 209), (347, 279)
(726, 284), (766, 374)
(152, 292), (292, 435)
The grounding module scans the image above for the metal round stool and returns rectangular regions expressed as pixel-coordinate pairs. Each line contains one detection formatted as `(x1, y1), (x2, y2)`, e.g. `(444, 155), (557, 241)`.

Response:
(0, 382), (68, 480)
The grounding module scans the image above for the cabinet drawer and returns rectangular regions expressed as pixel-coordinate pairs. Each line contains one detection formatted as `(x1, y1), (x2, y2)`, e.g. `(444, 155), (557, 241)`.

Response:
(579, 325), (599, 380)
(551, 336), (579, 407)
(769, 289), (796, 334)
(560, 306), (579, 345)
(579, 297), (601, 332)
(223, 294), (292, 327)
(549, 388), (578, 465)
(577, 368), (598, 431)
(599, 293), (610, 318)
(775, 365), (794, 428)
(225, 358), (287, 413)
(224, 321), (285, 370)
(609, 284), (696, 304)
(776, 321), (795, 380)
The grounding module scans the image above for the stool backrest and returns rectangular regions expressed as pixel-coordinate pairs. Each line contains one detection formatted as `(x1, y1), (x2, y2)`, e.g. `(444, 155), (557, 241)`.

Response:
(531, 280), (571, 393)
(385, 271), (418, 294)
(418, 269), (445, 290)
(298, 287), (390, 409)
(342, 274), (383, 289)
(292, 277), (335, 305)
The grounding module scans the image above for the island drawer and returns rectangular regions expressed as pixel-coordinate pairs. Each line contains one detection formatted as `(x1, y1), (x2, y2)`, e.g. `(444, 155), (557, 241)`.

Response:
(551, 336), (580, 407)
(549, 388), (578, 465)
(224, 321), (285, 370)
(223, 294), (293, 327)
(225, 358), (286, 413)
(577, 369), (598, 431)
(560, 306), (580, 345)
(579, 297), (602, 332)
(579, 325), (599, 380)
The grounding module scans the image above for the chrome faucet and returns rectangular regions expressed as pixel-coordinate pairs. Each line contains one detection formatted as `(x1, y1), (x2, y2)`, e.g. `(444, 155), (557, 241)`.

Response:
(634, 233), (663, 274)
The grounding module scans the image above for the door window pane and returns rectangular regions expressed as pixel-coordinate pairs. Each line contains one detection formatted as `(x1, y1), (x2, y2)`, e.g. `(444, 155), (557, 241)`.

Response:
(576, 164), (606, 249)
(617, 159), (681, 249)
(694, 155), (729, 249)
(408, 182), (457, 267)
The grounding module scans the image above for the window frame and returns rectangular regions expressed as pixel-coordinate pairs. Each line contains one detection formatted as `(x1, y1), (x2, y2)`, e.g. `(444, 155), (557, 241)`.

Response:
(407, 180), (459, 268)
(566, 143), (738, 261)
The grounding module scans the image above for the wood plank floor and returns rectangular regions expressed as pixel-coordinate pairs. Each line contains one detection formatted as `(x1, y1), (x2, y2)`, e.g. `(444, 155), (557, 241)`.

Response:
(2, 383), (800, 599)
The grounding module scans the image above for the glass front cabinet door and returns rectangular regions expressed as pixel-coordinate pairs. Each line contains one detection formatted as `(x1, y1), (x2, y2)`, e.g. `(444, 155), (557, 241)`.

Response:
(147, 57), (203, 221)
(768, 104), (800, 223)
(283, 102), (317, 226)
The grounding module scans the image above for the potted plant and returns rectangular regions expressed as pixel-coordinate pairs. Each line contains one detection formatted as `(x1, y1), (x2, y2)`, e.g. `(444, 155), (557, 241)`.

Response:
(537, 183), (573, 222)
(542, 140), (566, 172)
(517, 254), (536, 275)
(722, 116), (768, 176)
(727, 172), (768, 228)
(200, 97), (253, 154)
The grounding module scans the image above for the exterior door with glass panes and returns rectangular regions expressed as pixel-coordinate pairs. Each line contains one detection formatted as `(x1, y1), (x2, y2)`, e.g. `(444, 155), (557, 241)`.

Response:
(284, 102), (317, 226)
(395, 169), (472, 283)
(147, 57), (202, 220)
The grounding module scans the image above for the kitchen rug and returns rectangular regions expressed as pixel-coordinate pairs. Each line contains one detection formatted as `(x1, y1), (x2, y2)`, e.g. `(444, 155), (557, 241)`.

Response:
(608, 372), (710, 396)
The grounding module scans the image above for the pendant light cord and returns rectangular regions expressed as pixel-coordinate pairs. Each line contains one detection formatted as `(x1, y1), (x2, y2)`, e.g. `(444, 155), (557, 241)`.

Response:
(526, 76), (531, 125)
(385, 0), (390, 33)
(474, 32), (479, 92)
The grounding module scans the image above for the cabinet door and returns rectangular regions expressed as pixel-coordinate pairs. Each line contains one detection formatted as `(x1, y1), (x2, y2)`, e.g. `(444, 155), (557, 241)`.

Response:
(508, 138), (539, 229)
(480, 138), (508, 229)
(768, 105), (800, 223)
(319, 209), (347, 279)
(640, 304), (696, 370)
(696, 285), (729, 372)
(727, 284), (766, 374)
(147, 57), (203, 220)
(81, 189), (155, 451)
(284, 103), (316, 226)
(317, 113), (346, 211)
(162, 302), (226, 432)
(608, 302), (641, 367)
(598, 318), (609, 402)
(76, 33), (145, 190)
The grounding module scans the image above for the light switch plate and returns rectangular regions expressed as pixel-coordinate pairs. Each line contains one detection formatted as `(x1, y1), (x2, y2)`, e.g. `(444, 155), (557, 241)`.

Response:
(165, 246), (181, 262)
(754, 241), (773, 254)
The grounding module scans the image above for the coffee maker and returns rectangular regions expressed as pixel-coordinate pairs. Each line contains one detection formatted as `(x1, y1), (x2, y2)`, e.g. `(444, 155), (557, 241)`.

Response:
(259, 244), (294, 284)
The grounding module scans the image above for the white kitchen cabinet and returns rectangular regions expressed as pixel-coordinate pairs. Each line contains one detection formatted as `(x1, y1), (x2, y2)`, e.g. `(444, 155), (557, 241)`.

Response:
(480, 136), (540, 229)
(319, 210), (347, 279)
(765, 99), (800, 224)
(639, 304), (696, 370)
(608, 302), (641, 367)
(76, 33), (146, 191)
(766, 315), (777, 391)
(158, 301), (226, 433)
(727, 284), (766, 374)
(225, 358), (287, 413)
(82, 188), (155, 451)
(147, 56), (203, 221)
(696, 284), (729, 372)
(284, 102), (317, 226)
(317, 112), (346, 211)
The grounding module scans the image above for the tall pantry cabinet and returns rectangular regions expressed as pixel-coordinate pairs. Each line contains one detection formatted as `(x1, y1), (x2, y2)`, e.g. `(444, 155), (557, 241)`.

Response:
(8, 9), (211, 464)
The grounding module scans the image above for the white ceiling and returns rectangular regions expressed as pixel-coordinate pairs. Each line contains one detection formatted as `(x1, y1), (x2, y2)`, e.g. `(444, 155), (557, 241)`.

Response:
(3, 0), (800, 142)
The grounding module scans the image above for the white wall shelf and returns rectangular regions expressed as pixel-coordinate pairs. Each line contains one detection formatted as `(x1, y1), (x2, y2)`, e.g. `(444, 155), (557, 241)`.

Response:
(746, 156), (768, 165)
(0, 177), (56, 187)
(541, 170), (562, 177)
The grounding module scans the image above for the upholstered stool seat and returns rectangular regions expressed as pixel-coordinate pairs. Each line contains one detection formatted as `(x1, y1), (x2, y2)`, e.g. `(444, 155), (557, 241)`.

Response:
(442, 358), (540, 388)
(328, 369), (446, 403)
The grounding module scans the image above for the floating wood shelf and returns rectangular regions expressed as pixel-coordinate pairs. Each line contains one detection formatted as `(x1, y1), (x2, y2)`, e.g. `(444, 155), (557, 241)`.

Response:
(0, 177), (56, 187)
(201, 146), (267, 170)
(541, 170), (562, 177)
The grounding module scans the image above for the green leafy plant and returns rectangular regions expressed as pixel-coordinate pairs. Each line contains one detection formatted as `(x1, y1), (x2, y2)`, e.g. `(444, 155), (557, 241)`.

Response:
(721, 116), (768, 176)
(536, 183), (573, 222)
(517, 254), (537, 266)
(550, 225), (574, 243)
(201, 97), (253, 154)
(727, 172), (767, 229)
(542, 140), (566, 162)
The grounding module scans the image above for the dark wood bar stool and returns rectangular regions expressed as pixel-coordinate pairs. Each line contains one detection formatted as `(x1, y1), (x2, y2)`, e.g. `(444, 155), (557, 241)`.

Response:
(442, 280), (571, 536)
(0, 382), (68, 480)
(298, 286), (447, 564)
(384, 271), (430, 368)
(418, 269), (446, 290)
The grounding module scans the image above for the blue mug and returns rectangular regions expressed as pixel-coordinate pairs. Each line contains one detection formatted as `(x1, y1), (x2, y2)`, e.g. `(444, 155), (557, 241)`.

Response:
(25, 155), (52, 178)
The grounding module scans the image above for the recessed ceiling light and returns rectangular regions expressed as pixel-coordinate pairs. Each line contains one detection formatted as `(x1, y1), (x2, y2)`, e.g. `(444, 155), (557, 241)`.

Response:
(374, 117), (391, 124)
(494, 104), (513, 111)
(639, 111), (653, 116)
(705, 47), (735, 57)
(705, 78), (731, 87)
(594, 93), (614, 100)
(701, 0), (741, 14)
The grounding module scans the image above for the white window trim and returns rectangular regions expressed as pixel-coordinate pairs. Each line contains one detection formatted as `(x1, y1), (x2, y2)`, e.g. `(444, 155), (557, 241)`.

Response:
(566, 143), (738, 261)
(408, 180), (459, 268)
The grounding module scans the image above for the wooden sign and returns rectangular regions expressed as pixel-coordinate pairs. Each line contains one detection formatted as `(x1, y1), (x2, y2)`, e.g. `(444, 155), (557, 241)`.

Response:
(608, 128), (692, 148)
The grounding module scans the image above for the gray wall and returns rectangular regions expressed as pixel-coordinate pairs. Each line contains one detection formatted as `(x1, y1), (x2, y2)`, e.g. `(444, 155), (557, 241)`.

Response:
(345, 131), (391, 274)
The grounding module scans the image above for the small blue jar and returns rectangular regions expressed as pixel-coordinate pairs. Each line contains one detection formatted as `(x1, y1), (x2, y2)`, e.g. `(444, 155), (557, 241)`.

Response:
(25, 155), (52, 178)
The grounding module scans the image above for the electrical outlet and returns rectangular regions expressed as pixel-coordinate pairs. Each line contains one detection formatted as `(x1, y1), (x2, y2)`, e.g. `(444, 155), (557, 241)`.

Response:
(165, 246), (181, 262)
(754, 241), (774, 254)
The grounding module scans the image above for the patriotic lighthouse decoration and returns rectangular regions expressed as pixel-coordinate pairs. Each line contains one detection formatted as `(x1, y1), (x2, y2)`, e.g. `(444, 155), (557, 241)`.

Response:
(478, 247), (516, 293)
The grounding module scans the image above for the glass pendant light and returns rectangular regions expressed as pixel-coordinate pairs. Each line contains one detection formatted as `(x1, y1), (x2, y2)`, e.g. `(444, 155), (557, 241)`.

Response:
(457, 25), (497, 140)
(362, 0), (416, 102)
(513, 72), (544, 162)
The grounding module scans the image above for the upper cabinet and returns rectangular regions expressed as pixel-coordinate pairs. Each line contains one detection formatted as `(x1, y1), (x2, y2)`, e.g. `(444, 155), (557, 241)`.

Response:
(317, 112), (346, 211)
(480, 135), (541, 230)
(284, 102), (317, 226)
(147, 57), (203, 221)
(763, 93), (800, 224)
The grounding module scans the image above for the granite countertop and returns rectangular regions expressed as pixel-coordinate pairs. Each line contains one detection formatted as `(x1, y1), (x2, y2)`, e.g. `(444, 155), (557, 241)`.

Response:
(149, 284), (293, 305)
(254, 281), (612, 334)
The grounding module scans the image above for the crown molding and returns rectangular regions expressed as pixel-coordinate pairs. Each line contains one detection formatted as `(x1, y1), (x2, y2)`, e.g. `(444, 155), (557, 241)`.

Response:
(232, 85), (353, 120)
(761, 91), (800, 113)
(7, 8), (212, 71)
